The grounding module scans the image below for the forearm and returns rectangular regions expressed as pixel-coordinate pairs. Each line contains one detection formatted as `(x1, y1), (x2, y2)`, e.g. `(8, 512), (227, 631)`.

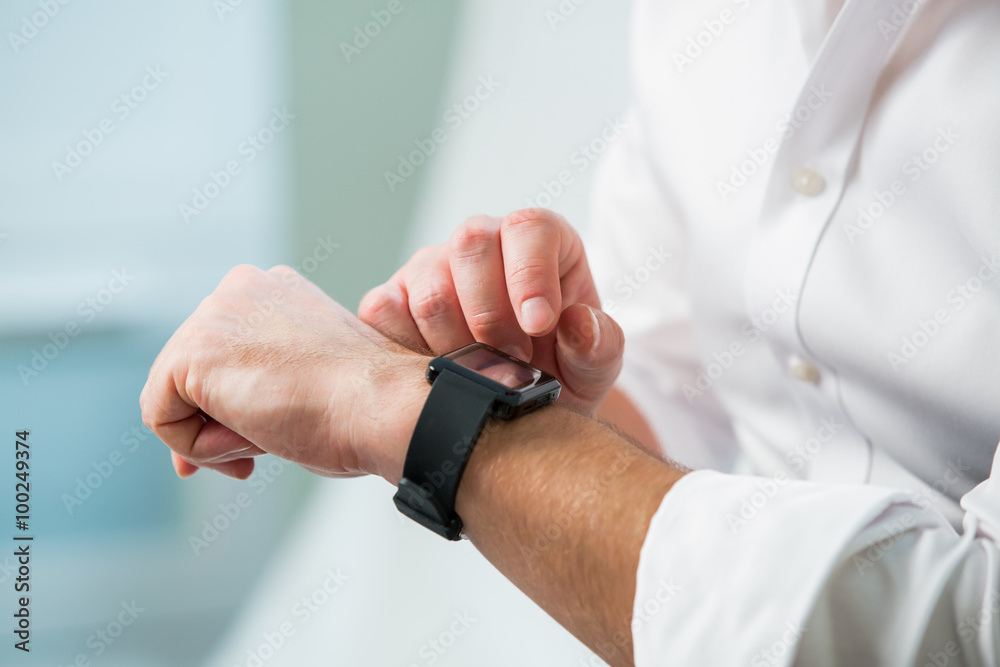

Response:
(365, 353), (684, 665)
(455, 404), (685, 667)
(597, 385), (662, 456)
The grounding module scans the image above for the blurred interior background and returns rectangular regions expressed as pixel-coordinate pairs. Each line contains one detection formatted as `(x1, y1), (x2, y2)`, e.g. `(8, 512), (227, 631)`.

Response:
(0, 0), (630, 664)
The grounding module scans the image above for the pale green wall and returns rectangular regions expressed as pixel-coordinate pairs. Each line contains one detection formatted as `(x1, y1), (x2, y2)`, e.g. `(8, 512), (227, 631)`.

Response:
(289, 0), (462, 309)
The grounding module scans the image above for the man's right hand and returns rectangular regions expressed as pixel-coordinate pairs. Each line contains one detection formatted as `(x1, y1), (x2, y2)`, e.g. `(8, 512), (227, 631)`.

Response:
(358, 208), (624, 415)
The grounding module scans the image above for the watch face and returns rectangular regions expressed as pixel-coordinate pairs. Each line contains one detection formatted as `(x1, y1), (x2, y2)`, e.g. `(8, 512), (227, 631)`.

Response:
(444, 344), (541, 390)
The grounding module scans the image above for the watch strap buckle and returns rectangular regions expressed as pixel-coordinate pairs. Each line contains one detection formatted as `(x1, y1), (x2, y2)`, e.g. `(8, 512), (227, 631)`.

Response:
(393, 477), (464, 541)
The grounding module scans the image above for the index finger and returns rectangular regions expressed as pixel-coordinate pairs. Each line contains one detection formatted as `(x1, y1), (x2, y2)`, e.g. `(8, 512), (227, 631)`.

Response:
(448, 216), (533, 360)
(500, 209), (594, 336)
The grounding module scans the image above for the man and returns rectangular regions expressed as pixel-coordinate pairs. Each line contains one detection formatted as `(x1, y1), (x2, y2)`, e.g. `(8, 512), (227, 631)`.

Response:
(141, 0), (1000, 664)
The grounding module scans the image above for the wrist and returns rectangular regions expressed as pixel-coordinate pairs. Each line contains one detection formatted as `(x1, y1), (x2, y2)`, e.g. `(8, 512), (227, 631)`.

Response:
(354, 349), (430, 484)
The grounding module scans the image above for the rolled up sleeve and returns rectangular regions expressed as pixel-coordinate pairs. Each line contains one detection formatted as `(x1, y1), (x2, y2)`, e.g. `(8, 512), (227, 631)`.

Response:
(633, 449), (1000, 666)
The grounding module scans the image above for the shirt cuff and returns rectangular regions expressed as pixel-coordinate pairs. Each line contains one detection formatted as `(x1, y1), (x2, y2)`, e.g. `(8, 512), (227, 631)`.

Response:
(631, 469), (909, 666)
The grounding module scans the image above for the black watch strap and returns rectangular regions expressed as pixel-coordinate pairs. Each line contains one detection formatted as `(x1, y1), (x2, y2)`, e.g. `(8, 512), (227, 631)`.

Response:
(393, 369), (497, 540)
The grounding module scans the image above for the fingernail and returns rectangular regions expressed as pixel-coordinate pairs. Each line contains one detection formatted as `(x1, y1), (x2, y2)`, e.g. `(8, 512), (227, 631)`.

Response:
(520, 297), (554, 334)
(584, 306), (601, 353)
(562, 306), (600, 354)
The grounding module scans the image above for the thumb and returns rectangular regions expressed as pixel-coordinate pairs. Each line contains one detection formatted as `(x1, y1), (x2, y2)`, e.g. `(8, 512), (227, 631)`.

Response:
(554, 303), (624, 410)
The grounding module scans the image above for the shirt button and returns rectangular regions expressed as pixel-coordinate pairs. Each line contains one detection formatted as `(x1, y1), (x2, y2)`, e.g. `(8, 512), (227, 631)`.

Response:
(789, 356), (822, 384)
(790, 167), (826, 196)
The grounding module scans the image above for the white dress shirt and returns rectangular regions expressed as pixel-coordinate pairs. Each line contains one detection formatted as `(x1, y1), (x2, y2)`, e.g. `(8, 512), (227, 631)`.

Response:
(586, 0), (1000, 664)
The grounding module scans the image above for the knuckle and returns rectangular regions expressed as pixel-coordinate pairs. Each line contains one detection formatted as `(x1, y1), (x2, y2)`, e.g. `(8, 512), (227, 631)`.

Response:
(267, 264), (298, 279)
(502, 208), (559, 233)
(358, 286), (397, 324)
(266, 264), (305, 289)
(449, 216), (498, 259)
(505, 257), (549, 288)
(194, 292), (217, 314)
(410, 244), (443, 265)
(223, 264), (264, 284)
(410, 286), (458, 324)
(466, 307), (509, 335)
(139, 401), (154, 430)
(140, 397), (161, 435)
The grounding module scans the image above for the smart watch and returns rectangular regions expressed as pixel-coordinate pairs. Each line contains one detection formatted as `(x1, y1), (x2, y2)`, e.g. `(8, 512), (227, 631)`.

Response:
(393, 342), (561, 540)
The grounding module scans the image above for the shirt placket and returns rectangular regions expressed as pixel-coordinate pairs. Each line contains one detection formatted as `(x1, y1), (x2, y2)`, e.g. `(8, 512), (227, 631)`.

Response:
(746, 0), (920, 482)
